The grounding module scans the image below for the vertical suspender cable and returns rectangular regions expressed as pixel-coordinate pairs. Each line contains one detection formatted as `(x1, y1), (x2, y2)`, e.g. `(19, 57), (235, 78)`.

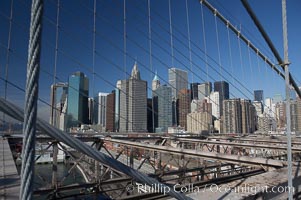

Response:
(214, 10), (226, 122)
(51, 0), (59, 127)
(168, 0), (177, 126)
(200, 1), (208, 82)
(20, 0), (43, 199)
(123, 0), (127, 80)
(51, 0), (60, 190)
(214, 11), (222, 81)
(227, 23), (235, 86)
(53, 0), (59, 85)
(4, 0), (14, 122)
(92, 0), (96, 124)
(148, 0), (155, 132)
(168, 0), (174, 67)
(237, 32), (245, 82)
(247, 43), (254, 90)
(185, 0), (193, 97)
(123, 0), (127, 132)
(282, 0), (293, 199)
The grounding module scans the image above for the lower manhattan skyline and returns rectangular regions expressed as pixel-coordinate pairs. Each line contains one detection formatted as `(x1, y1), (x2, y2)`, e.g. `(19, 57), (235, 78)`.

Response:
(0, 0), (300, 123)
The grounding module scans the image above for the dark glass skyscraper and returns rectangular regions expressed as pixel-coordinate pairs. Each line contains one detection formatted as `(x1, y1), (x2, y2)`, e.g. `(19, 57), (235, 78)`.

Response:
(190, 82), (200, 100)
(254, 90), (264, 102)
(214, 81), (229, 116)
(67, 72), (89, 128)
(154, 85), (172, 132)
(214, 81), (229, 100)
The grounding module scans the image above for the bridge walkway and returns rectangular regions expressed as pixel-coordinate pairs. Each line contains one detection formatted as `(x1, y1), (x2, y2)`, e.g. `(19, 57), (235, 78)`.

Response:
(0, 138), (20, 200)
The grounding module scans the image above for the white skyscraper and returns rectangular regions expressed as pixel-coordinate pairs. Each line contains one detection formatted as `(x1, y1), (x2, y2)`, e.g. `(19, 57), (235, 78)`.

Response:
(95, 92), (109, 127)
(209, 91), (220, 119)
(168, 68), (188, 98)
(198, 82), (212, 101)
(264, 98), (275, 118)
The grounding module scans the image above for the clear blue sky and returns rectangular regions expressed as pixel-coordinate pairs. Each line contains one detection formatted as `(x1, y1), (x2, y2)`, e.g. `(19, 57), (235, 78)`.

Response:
(0, 0), (300, 121)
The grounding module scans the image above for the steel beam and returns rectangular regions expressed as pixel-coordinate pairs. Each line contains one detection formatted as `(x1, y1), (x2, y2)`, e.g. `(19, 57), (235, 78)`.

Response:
(177, 138), (301, 152)
(104, 139), (284, 167)
(208, 136), (301, 145)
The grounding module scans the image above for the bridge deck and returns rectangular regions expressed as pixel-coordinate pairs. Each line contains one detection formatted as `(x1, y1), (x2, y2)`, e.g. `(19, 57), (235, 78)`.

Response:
(0, 138), (20, 199)
(185, 166), (301, 200)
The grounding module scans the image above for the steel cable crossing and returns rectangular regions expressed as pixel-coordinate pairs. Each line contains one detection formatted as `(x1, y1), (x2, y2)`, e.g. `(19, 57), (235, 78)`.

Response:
(20, 0), (43, 199)
(0, 97), (190, 200)
(0, 1), (272, 133)
(0, 0), (282, 133)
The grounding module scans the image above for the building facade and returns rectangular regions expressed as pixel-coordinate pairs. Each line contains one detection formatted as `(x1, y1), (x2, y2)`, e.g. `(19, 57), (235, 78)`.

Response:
(67, 72), (89, 128)
(119, 63), (147, 132)
(154, 85), (172, 132)
(50, 82), (68, 129)
(223, 99), (241, 133)
(115, 80), (121, 132)
(106, 91), (115, 132)
(214, 81), (229, 117)
(190, 82), (200, 100)
(178, 89), (190, 130)
(209, 91), (220, 119)
(187, 112), (212, 134)
(254, 90), (264, 102)
(168, 68), (188, 98)
(94, 92), (109, 128)
(240, 99), (256, 133)
(198, 82), (212, 102)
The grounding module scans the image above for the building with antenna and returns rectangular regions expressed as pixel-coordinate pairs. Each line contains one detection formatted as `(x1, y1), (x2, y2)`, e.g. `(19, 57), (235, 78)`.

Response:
(152, 71), (160, 91)
(119, 62), (147, 132)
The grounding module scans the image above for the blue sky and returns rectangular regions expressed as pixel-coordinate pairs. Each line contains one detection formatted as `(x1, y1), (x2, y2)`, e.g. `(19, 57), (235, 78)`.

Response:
(0, 0), (300, 121)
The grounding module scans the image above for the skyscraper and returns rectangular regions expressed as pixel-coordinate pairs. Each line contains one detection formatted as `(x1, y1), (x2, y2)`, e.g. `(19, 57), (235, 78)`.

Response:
(88, 97), (94, 124)
(106, 91), (115, 132)
(214, 81), (229, 116)
(152, 72), (160, 91)
(147, 98), (155, 133)
(190, 82), (200, 100)
(253, 101), (263, 116)
(223, 99), (242, 134)
(273, 93), (283, 104)
(209, 91), (220, 119)
(50, 82), (68, 128)
(168, 68), (188, 98)
(178, 89), (191, 130)
(264, 98), (275, 118)
(115, 80), (121, 132)
(198, 82), (212, 102)
(67, 72), (89, 128)
(154, 85), (172, 132)
(240, 99), (256, 133)
(275, 102), (286, 129)
(254, 90), (264, 102)
(119, 62), (147, 132)
(94, 92), (109, 127)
